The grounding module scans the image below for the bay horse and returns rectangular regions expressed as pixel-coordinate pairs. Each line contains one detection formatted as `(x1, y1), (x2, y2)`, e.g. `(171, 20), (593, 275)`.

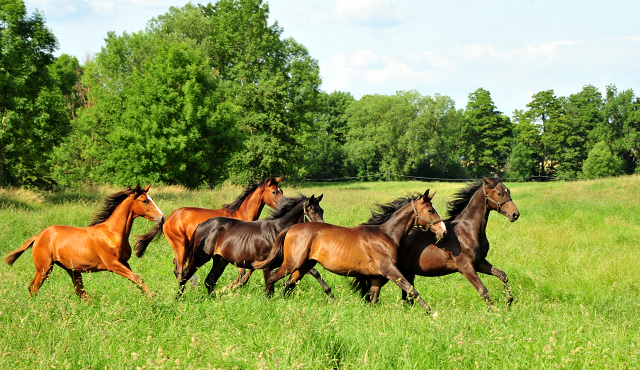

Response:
(4, 185), (165, 301)
(135, 177), (283, 285)
(177, 194), (332, 298)
(351, 175), (520, 308)
(254, 190), (447, 313)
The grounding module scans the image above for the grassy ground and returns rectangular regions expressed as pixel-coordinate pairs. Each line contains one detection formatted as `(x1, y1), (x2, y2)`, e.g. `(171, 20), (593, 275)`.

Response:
(1, 178), (639, 369)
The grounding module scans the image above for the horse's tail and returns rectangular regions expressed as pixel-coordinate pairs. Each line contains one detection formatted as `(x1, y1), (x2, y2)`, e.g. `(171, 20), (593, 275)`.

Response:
(134, 221), (164, 258)
(5, 236), (37, 266)
(350, 276), (371, 299)
(253, 226), (291, 270)
(180, 229), (200, 281)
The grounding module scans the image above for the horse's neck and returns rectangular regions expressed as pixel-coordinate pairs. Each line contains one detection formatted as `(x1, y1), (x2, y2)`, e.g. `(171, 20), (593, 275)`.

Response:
(379, 205), (415, 246)
(234, 188), (265, 220)
(455, 189), (491, 237)
(102, 197), (136, 241)
(271, 204), (303, 232)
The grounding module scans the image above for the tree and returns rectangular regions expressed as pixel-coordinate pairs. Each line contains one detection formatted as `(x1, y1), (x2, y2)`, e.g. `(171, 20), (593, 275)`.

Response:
(0, 0), (71, 187)
(52, 31), (240, 188)
(150, 1), (322, 183)
(599, 85), (640, 174)
(582, 141), (623, 179)
(460, 88), (513, 177)
(525, 90), (564, 177)
(506, 142), (534, 182)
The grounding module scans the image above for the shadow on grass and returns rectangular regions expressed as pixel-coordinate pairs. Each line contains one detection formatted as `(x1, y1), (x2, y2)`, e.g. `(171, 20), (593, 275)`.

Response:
(0, 196), (38, 210)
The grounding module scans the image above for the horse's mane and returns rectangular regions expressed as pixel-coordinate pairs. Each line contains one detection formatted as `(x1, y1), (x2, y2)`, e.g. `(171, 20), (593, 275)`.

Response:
(444, 180), (483, 221)
(266, 194), (308, 220)
(361, 193), (421, 226)
(88, 188), (137, 226)
(223, 177), (275, 214)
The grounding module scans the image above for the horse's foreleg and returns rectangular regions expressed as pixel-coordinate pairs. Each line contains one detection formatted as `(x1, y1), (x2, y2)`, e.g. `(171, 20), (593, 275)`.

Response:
(262, 269), (275, 296)
(225, 267), (245, 288)
(307, 268), (334, 299)
(177, 253), (211, 298)
(237, 268), (253, 287)
(458, 260), (494, 308)
(476, 259), (512, 306)
(401, 272), (415, 305)
(382, 266), (431, 313)
(108, 260), (153, 297)
(204, 256), (228, 295)
(63, 268), (89, 302)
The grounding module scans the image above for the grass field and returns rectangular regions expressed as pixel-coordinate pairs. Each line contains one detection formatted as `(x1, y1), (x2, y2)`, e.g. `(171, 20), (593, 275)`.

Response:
(1, 177), (639, 369)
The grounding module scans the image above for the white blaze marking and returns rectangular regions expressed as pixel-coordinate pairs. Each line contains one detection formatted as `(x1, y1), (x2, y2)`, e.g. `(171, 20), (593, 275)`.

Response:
(147, 195), (164, 216)
(440, 221), (446, 231)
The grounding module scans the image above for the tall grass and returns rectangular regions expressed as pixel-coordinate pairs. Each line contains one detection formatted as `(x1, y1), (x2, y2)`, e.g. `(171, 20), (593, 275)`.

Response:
(1, 178), (639, 369)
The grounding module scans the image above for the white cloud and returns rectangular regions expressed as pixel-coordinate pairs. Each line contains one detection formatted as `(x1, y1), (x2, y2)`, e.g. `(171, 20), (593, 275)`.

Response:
(86, 0), (116, 16)
(334, 0), (409, 27)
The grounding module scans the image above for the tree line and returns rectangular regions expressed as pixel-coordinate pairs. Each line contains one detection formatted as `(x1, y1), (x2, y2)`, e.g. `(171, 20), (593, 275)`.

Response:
(2, 0), (639, 189)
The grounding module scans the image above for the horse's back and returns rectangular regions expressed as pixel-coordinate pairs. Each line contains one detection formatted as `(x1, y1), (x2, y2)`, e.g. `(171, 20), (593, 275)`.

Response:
(32, 224), (109, 271)
(164, 207), (229, 242)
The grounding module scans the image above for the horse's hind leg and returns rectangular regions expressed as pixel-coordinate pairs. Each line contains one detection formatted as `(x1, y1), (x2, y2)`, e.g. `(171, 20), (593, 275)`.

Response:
(226, 268), (253, 289)
(369, 277), (387, 306)
(283, 260), (317, 297)
(307, 268), (334, 299)
(476, 259), (512, 306)
(62, 267), (89, 302)
(204, 256), (228, 295)
(401, 272), (415, 305)
(29, 248), (54, 296)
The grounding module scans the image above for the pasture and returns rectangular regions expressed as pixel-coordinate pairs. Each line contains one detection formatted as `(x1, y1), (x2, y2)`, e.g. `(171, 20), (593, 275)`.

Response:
(1, 177), (639, 369)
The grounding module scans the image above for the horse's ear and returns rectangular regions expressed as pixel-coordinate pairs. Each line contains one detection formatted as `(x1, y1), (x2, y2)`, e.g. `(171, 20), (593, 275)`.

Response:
(134, 183), (142, 194)
(422, 189), (430, 201)
(275, 176), (282, 183)
(142, 184), (151, 192)
(428, 190), (436, 201)
(483, 176), (498, 188)
(316, 194), (323, 203)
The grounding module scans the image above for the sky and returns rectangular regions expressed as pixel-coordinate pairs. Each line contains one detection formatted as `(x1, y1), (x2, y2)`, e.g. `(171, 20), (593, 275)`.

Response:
(23, 0), (640, 115)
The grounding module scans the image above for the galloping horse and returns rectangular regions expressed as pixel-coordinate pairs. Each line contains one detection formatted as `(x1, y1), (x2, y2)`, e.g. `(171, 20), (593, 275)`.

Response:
(177, 195), (332, 297)
(4, 185), (165, 301)
(352, 175), (520, 307)
(255, 190), (447, 313)
(135, 177), (283, 284)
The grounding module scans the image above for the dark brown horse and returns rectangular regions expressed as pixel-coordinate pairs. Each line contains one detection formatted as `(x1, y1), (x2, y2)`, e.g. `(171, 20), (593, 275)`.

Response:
(255, 190), (446, 313)
(135, 177), (283, 285)
(352, 175), (520, 307)
(4, 185), (165, 301)
(177, 194), (333, 297)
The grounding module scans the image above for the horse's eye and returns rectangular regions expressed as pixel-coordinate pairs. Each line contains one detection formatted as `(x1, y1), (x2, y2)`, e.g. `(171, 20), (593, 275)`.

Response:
(272, 191), (276, 195)
(498, 193), (502, 196)
(142, 200), (149, 204)
(428, 209), (434, 214)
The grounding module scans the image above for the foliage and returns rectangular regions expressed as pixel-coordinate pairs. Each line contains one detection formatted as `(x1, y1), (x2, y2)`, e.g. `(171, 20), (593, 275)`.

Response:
(52, 31), (240, 188)
(0, 0), (71, 188)
(582, 141), (623, 179)
(460, 88), (512, 177)
(505, 142), (534, 182)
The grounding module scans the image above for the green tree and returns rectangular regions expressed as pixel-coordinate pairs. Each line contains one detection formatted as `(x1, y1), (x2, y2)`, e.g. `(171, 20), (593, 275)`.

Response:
(52, 31), (240, 187)
(150, 1), (321, 183)
(525, 90), (564, 177)
(599, 85), (640, 173)
(506, 142), (534, 181)
(0, 0), (70, 187)
(460, 88), (513, 177)
(582, 141), (623, 179)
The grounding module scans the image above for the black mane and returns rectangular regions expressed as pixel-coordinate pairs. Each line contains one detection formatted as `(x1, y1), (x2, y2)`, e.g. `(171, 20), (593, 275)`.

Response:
(361, 193), (421, 226)
(444, 181), (483, 221)
(223, 177), (275, 214)
(88, 188), (136, 226)
(266, 194), (308, 220)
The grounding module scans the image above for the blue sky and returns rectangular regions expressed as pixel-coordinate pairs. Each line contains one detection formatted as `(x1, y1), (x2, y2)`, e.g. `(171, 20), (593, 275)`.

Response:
(24, 0), (640, 115)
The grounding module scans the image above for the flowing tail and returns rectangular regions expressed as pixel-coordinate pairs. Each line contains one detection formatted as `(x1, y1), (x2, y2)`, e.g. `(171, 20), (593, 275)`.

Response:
(253, 226), (291, 270)
(5, 236), (37, 266)
(134, 221), (164, 258)
(350, 276), (371, 300)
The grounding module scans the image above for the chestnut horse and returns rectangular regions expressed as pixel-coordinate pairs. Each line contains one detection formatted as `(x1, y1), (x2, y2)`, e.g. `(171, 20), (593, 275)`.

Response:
(351, 175), (520, 308)
(4, 185), (164, 301)
(135, 177), (283, 284)
(255, 190), (446, 313)
(177, 195), (332, 297)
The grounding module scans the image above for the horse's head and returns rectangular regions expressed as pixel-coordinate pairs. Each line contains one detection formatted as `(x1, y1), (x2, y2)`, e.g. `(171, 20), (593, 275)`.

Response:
(132, 184), (165, 224)
(262, 176), (284, 208)
(482, 174), (519, 222)
(303, 194), (324, 223)
(414, 189), (447, 240)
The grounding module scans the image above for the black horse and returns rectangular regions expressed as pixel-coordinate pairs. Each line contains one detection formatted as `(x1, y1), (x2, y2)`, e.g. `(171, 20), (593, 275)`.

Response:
(177, 195), (334, 298)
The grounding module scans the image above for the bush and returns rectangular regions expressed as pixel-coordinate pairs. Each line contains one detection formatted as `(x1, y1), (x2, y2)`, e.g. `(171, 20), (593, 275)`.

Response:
(582, 141), (623, 179)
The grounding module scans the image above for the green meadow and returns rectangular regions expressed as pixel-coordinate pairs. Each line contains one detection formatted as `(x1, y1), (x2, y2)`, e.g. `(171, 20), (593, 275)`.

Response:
(1, 177), (639, 369)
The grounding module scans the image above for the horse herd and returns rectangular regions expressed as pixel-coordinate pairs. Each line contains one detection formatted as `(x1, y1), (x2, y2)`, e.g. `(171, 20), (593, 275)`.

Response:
(4, 175), (520, 313)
